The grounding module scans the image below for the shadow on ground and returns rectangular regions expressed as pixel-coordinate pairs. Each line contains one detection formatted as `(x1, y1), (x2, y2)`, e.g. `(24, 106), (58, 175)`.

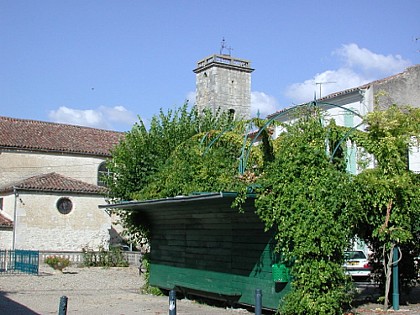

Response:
(0, 291), (39, 315)
(352, 281), (420, 308)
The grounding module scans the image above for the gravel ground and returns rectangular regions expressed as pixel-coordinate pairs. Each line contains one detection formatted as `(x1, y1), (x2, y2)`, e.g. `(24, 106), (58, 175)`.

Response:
(0, 265), (250, 315)
(348, 281), (420, 315)
(0, 265), (419, 315)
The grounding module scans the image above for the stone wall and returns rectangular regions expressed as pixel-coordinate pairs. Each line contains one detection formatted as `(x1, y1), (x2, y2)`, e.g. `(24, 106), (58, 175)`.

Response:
(0, 229), (13, 249)
(0, 150), (106, 187)
(372, 64), (420, 109)
(38, 250), (142, 267)
(194, 54), (253, 120)
(11, 191), (110, 251)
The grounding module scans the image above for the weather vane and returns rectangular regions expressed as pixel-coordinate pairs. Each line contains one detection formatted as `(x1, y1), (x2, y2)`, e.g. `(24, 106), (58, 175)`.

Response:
(220, 37), (233, 56)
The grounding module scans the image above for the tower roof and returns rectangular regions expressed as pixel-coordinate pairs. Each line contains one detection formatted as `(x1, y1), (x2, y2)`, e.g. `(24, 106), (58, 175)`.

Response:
(193, 54), (254, 74)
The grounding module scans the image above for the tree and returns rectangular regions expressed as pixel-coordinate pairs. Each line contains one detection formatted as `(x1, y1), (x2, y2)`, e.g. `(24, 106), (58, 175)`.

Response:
(135, 131), (262, 200)
(105, 104), (251, 243)
(106, 103), (237, 201)
(106, 101), (419, 313)
(254, 109), (361, 314)
(352, 105), (420, 310)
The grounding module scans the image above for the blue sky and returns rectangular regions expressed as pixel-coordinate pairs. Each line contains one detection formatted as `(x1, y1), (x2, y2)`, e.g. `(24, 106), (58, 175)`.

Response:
(1, 1), (419, 131)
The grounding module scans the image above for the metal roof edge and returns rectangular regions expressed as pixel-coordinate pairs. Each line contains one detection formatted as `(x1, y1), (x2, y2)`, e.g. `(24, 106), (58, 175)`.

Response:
(99, 191), (256, 210)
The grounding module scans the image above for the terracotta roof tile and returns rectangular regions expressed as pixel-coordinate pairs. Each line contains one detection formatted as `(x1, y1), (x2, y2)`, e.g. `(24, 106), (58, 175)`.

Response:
(0, 213), (13, 227)
(0, 116), (124, 156)
(0, 172), (107, 195)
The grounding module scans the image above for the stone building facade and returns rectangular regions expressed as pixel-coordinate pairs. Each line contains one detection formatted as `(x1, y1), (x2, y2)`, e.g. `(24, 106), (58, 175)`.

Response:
(266, 65), (420, 254)
(268, 64), (420, 175)
(194, 54), (254, 120)
(0, 116), (124, 251)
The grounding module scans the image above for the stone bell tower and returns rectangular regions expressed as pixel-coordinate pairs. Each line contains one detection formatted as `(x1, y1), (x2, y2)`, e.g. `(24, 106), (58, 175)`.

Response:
(193, 45), (254, 120)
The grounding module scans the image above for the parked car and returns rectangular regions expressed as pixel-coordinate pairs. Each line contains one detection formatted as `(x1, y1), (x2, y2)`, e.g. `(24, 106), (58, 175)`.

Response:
(343, 250), (372, 280)
(111, 244), (131, 251)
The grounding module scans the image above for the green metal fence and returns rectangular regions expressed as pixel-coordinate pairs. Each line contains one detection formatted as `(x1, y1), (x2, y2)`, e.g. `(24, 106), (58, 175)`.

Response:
(0, 249), (39, 274)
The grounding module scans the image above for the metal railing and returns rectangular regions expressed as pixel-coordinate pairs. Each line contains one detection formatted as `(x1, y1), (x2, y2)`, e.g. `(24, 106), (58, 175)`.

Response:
(0, 249), (39, 274)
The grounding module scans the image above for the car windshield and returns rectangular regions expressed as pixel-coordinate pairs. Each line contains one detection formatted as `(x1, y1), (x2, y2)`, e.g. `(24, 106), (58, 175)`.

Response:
(345, 251), (366, 259)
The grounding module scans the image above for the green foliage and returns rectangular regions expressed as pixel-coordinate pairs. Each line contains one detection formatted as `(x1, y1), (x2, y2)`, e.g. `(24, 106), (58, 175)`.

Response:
(45, 256), (70, 272)
(104, 101), (419, 312)
(106, 103), (239, 201)
(352, 105), (420, 251)
(82, 247), (129, 267)
(353, 169), (419, 246)
(281, 260), (354, 315)
(105, 104), (250, 242)
(139, 253), (163, 295)
(350, 105), (420, 306)
(255, 111), (359, 314)
(135, 131), (258, 200)
(353, 105), (420, 175)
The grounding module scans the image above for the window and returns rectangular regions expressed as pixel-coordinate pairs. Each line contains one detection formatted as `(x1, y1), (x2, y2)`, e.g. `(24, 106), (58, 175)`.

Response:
(228, 109), (235, 121)
(56, 197), (72, 215)
(98, 162), (111, 187)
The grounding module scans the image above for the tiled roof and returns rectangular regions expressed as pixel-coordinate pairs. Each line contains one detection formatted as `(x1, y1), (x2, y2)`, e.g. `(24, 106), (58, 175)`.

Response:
(0, 172), (107, 195)
(0, 116), (124, 157)
(0, 213), (13, 227)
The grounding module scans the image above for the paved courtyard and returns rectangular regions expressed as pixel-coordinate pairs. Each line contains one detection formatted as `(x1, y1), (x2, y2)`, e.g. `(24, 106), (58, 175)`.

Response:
(0, 265), (419, 314)
(0, 266), (250, 315)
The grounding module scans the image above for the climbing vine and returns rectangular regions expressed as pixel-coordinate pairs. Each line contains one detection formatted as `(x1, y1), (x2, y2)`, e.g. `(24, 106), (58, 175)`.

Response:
(106, 102), (420, 313)
(254, 110), (361, 314)
(351, 105), (420, 309)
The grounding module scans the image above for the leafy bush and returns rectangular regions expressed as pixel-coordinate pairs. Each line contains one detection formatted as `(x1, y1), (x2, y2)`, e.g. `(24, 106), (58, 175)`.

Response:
(45, 256), (70, 272)
(138, 253), (163, 295)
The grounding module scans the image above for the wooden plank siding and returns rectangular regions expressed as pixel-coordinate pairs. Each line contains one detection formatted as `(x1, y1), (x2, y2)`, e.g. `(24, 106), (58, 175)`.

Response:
(103, 193), (291, 309)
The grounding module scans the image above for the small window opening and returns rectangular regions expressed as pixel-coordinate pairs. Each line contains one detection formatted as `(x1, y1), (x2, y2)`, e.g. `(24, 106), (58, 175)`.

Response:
(98, 162), (111, 187)
(228, 109), (235, 121)
(57, 197), (73, 215)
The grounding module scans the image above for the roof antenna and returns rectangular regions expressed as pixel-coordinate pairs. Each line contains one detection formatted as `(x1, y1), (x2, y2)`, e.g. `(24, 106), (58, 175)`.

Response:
(315, 81), (336, 99)
(220, 37), (233, 56)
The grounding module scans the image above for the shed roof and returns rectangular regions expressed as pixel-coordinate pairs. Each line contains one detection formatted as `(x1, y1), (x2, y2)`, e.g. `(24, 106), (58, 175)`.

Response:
(0, 116), (124, 157)
(100, 192), (254, 211)
(0, 172), (107, 195)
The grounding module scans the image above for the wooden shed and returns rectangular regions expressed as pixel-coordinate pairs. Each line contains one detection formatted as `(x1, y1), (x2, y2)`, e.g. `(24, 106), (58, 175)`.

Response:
(103, 192), (291, 309)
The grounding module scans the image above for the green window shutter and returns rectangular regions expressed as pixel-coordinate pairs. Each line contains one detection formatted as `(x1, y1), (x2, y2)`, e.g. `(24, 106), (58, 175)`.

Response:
(344, 111), (357, 174)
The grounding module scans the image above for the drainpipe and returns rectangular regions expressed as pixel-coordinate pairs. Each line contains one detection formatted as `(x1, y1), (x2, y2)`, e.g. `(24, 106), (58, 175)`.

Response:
(12, 186), (18, 250)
